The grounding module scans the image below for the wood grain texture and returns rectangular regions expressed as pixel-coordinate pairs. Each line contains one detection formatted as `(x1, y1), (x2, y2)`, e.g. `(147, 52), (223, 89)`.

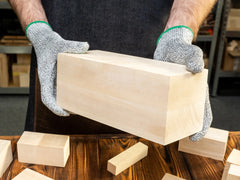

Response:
(0, 140), (12, 178)
(107, 142), (148, 175)
(0, 132), (240, 180)
(0, 54), (9, 87)
(162, 173), (185, 179)
(12, 168), (53, 180)
(17, 131), (70, 167)
(179, 128), (229, 161)
(226, 164), (240, 180)
(57, 50), (208, 145)
(222, 149), (240, 180)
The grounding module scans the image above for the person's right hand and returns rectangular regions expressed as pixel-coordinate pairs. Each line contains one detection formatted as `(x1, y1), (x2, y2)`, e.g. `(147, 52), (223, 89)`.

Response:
(26, 21), (89, 116)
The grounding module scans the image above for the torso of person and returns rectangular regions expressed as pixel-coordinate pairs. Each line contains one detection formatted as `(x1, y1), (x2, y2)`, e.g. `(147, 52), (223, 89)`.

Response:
(26, 0), (173, 134)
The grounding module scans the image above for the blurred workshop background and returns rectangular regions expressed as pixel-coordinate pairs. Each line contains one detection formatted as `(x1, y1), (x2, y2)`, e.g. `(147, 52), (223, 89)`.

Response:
(0, 0), (240, 135)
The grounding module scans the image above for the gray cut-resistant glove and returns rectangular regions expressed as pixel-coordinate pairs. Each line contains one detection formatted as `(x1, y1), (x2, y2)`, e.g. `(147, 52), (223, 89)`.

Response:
(26, 21), (89, 116)
(153, 26), (212, 141)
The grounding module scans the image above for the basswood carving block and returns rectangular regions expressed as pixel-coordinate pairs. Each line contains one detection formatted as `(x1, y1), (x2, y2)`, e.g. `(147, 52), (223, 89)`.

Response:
(107, 142), (148, 175)
(178, 127), (229, 160)
(57, 50), (208, 145)
(0, 140), (13, 178)
(12, 168), (53, 180)
(222, 149), (240, 180)
(226, 164), (240, 180)
(162, 173), (185, 180)
(17, 131), (70, 167)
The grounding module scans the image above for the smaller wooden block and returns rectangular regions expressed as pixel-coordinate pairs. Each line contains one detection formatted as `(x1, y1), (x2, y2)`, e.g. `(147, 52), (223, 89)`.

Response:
(226, 164), (240, 180)
(12, 168), (53, 180)
(162, 173), (185, 180)
(107, 142), (148, 175)
(178, 127), (229, 161)
(12, 64), (30, 86)
(19, 73), (29, 87)
(0, 140), (13, 178)
(17, 54), (31, 64)
(17, 131), (70, 167)
(222, 149), (240, 180)
(0, 54), (9, 87)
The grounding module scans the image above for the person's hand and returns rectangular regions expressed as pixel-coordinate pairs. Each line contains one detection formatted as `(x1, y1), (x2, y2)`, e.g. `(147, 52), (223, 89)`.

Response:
(26, 21), (89, 116)
(153, 26), (212, 141)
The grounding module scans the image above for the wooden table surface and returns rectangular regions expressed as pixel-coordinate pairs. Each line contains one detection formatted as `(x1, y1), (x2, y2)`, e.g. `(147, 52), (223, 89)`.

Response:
(0, 132), (240, 180)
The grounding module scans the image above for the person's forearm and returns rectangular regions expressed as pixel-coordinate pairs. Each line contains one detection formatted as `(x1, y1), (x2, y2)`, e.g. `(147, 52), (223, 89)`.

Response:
(8, 0), (48, 31)
(165, 0), (217, 39)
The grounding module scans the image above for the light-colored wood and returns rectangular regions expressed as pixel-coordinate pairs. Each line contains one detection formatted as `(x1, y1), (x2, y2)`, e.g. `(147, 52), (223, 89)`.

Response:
(17, 54), (31, 64)
(0, 140), (13, 178)
(57, 50), (208, 145)
(17, 131), (70, 167)
(178, 127), (229, 161)
(226, 164), (240, 180)
(227, 9), (240, 31)
(107, 142), (148, 175)
(0, 54), (9, 87)
(19, 73), (29, 87)
(222, 149), (240, 180)
(12, 168), (53, 180)
(162, 173), (185, 180)
(12, 64), (30, 87)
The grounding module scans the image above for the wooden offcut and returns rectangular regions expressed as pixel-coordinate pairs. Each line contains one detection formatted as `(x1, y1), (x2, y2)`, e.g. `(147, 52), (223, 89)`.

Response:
(107, 142), (148, 175)
(17, 54), (31, 64)
(226, 164), (240, 180)
(0, 54), (9, 87)
(178, 127), (229, 161)
(12, 168), (53, 180)
(162, 173), (185, 180)
(222, 149), (240, 180)
(17, 131), (70, 167)
(19, 73), (29, 87)
(0, 140), (13, 178)
(12, 64), (30, 86)
(57, 50), (208, 145)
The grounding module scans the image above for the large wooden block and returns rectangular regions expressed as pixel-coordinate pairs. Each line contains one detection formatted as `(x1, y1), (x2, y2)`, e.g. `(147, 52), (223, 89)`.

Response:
(12, 168), (53, 180)
(0, 140), (13, 178)
(162, 173), (185, 180)
(17, 131), (70, 167)
(107, 142), (148, 175)
(0, 54), (9, 87)
(178, 127), (229, 161)
(57, 50), (208, 145)
(222, 149), (240, 180)
(226, 164), (240, 180)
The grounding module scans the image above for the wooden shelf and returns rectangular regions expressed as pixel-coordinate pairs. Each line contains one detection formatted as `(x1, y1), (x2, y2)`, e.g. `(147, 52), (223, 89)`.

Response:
(0, 1), (11, 9)
(0, 87), (29, 94)
(219, 71), (240, 77)
(0, 45), (32, 54)
(226, 31), (240, 38)
(196, 35), (213, 42)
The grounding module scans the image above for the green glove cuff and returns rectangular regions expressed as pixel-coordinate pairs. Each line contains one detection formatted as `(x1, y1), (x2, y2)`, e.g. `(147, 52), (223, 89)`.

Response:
(25, 21), (52, 38)
(156, 25), (194, 46)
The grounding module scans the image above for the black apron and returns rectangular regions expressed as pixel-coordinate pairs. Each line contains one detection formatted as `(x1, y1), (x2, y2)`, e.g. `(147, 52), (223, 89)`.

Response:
(25, 0), (173, 134)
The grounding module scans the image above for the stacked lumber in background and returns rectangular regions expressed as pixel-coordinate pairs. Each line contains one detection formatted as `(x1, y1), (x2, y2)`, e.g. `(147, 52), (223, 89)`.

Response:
(0, 54), (9, 87)
(12, 54), (30, 87)
(0, 36), (30, 46)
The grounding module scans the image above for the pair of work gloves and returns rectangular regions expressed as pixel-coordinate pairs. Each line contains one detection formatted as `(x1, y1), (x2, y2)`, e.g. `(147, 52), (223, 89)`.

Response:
(26, 21), (212, 141)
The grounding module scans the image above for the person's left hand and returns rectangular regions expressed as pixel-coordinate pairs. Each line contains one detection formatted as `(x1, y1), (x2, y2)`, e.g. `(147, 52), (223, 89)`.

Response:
(153, 26), (212, 141)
